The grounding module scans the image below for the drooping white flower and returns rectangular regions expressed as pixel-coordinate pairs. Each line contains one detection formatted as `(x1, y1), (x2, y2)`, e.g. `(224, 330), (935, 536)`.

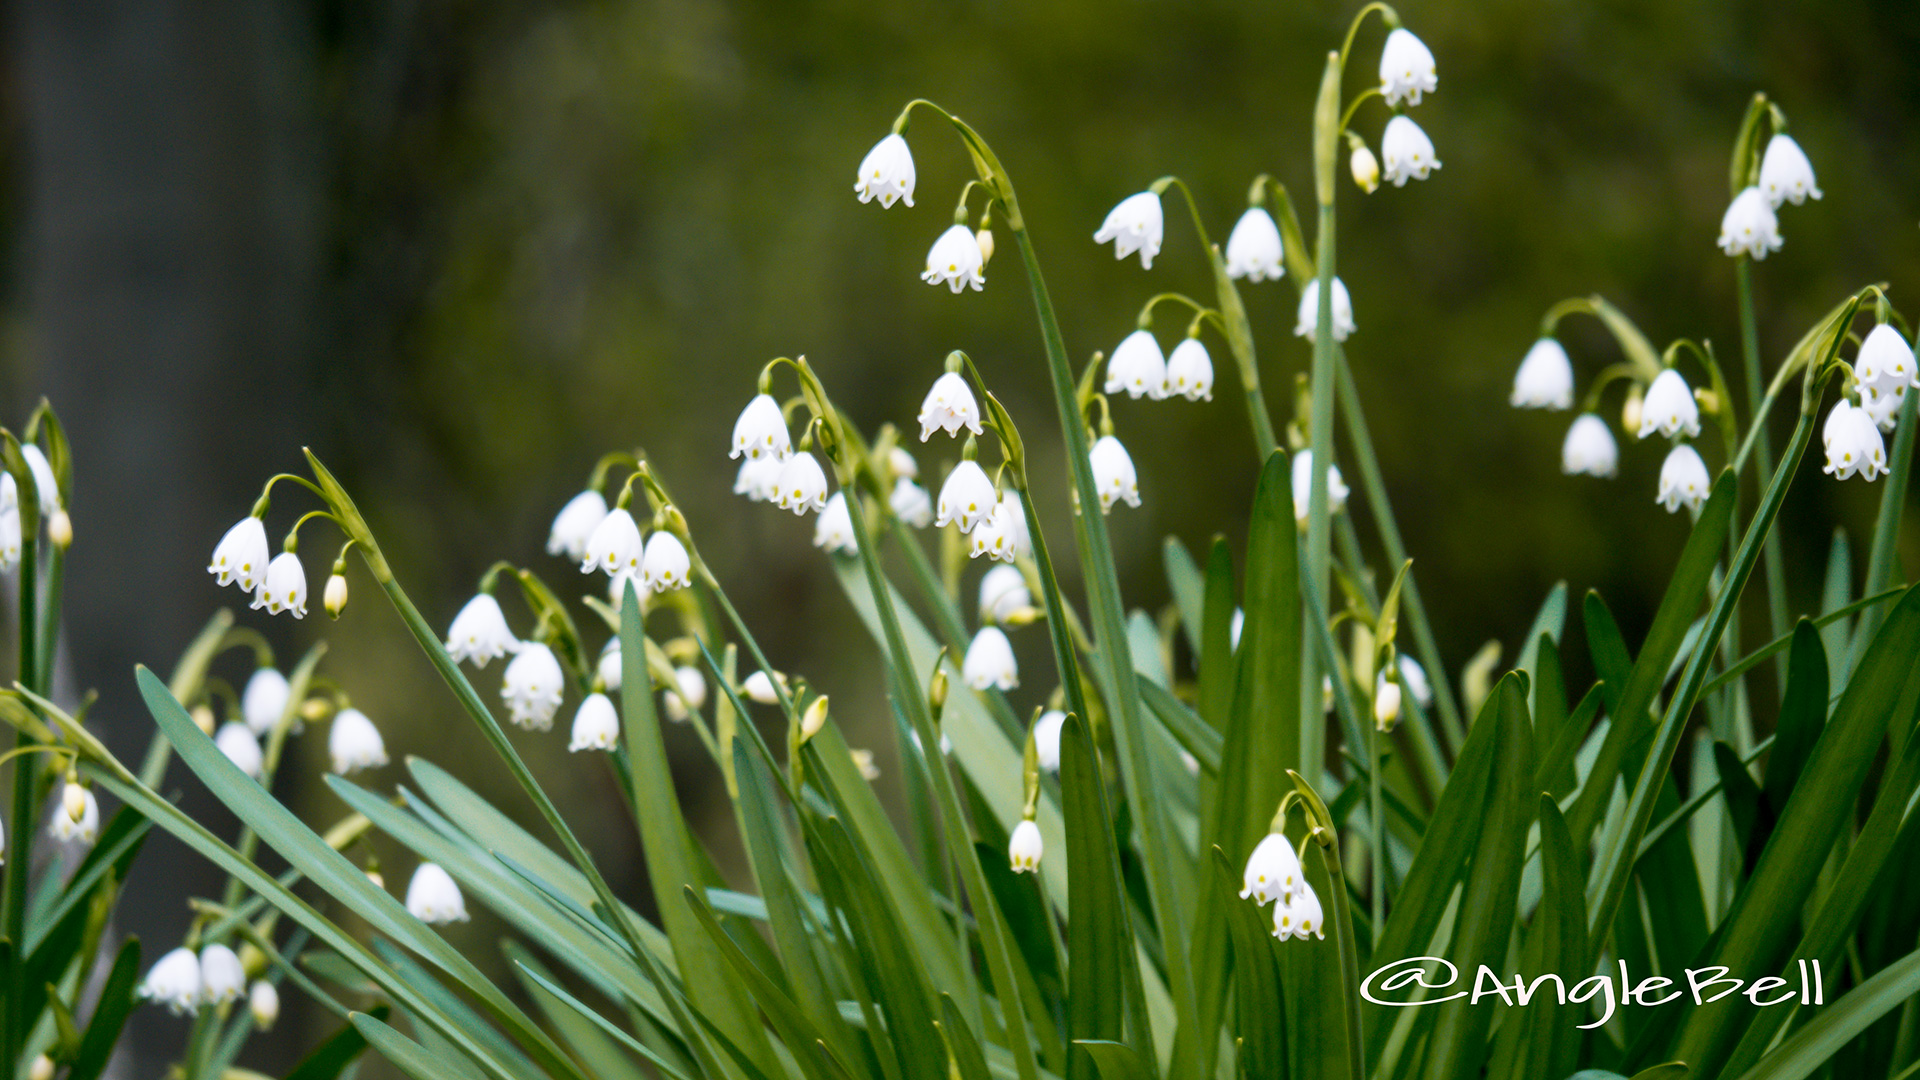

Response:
(774, 453), (830, 515)
(1397, 656), (1433, 707)
(853, 132), (916, 208)
(1510, 338), (1575, 410)
(1351, 142), (1382, 194)
(1093, 191), (1164, 269)
(922, 225), (986, 293)
(1855, 325), (1917, 397)
(582, 507), (644, 578)
(0, 501), (19, 572)
(139, 947), (203, 1015)
(1861, 384), (1908, 433)
(1379, 27), (1438, 107)
(640, 532), (691, 592)
(597, 638), (622, 692)
(324, 572), (348, 617)
(1034, 709), (1067, 772)
(215, 723), (264, 779)
(743, 671), (785, 705)
(20, 445), (58, 517)
(328, 708), (388, 774)
(1224, 208), (1285, 282)
(980, 564), (1031, 624)
(1656, 444), (1712, 513)
(199, 944), (246, 1006)
(251, 552), (307, 618)
(1758, 134), (1821, 207)
(502, 643), (566, 731)
(663, 666), (707, 722)
(889, 477), (933, 528)
(1166, 338), (1215, 401)
(49, 784), (98, 845)
(1824, 398), (1855, 447)
(546, 491), (609, 560)
(970, 495), (1029, 563)
(1638, 369), (1702, 439)
(1561, 414), (1619, 477)
(208, 517), (272, 592)
(889, 446), (919, 479)
(1089, 436), (1140, 512)
(446, 594), (517, 668)
(1273, 879), (1326, 941)
(1105, 330), (1168, 400)
(1718, 187), (1783, 260)
(963, 626), (1019, 690)
(935, 460), (998, 533)
(1008, 819), (1043, 874)
(1240, 832), (1304, 905)
(1289, 450), (1349, 525)
(734, 456), (784, 502)
(568, 692), (620, 752)
(405, 862), (469, 924)
(249, 980), (280, 1030)
(1294, 278), (1355, 341)
(1824, 404), (1888, 481)
(242, 667), (291, 736)
(730, 394), (792, 462)
(814, 491), (860, 554)
(1373, 676), (1402, 729)
(1380, 116), (1441, 186)
(918, 372), (984, 440)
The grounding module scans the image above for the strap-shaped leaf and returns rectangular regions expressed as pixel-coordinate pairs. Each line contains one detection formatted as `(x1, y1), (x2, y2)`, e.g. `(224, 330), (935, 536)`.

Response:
(1729, 941), (1920, 1080)
(1062, 712), (1138, 1080)
(352, 1010), (484, 1080)
(66, 937), (140, 1080)
(1212, 848), (1284, 1080)
(284, 1004), (391, 1080)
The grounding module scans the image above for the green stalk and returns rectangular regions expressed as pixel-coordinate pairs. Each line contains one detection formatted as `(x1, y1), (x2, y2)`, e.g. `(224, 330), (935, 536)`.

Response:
(1852, 386), (1917, 676)
(1303, 52), (1343, 788)
(1737, 257), (1792, 692)
(1369, 720), (1384, 929)
(4, 506), (38, 1075)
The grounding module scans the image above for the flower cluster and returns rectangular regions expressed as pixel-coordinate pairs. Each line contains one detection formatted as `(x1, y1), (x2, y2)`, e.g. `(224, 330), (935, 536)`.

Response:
(1719, 133), (1821, 260)
(1239, 832), (1326, 941)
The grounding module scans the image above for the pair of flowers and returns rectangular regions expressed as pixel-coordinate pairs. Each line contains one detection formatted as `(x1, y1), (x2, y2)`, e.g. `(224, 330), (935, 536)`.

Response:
(136, 943), (256, 1016)
(851, 133), (992, 294)
(1240, 832), (1327, 941)
(0, 443), (68, 571)
(548, 490), (692, 596)
(207, 517), (316, 618)
(445, 592), (574, 732)
(1718, 134), (1822, 260)
(727, 394), (847, 518)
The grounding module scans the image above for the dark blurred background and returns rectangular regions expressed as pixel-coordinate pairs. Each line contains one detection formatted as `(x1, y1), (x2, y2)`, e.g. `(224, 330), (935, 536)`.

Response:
(6, 0), (1918, 1072)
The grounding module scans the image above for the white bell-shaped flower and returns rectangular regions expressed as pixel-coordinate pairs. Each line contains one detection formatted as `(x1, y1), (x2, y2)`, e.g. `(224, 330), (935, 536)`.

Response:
(215, 723), (264, 779)
(0, 502), (19, 572)
(249, 980), (280, 1029)
(1089, 436), (1141, 512)
(502, 643), (566, 731)
(1561, 414), (1619, 477)
(251, 552), (307, 618)
(1351, 143), (1382, 194)
(1294, 278), (1355, 341)
(1289, 450), (1350, 525)
(980, 564), (1031, 624)
(1008, 819), (1043, 874)
(853, 132), (916, 208)
(1510, 338), (1575, 410)
(1718, 187), (1783, 260)
(208, 517), (272, 592)
(1379, 27), (1438, 106)
(1273, 879), (1326, 941)
(241, 667), (291, 736)
(774, 453), (830, 515)
(640, 532), (691, 592)
(446, 593), (518, 668)
(734, 456), (784, 503)
(568, 692), (620, 752)
(405, 862), (469, 924)
(139, 947), (203, 1015)
(1638, 369), (1702, 439)
(1373, 677), (1402, 728)
(546, 491), (609, 560)
(1166, 338), (1215, 402)
(582, 507), (643, 578)
(1380, 116), (1441, 186)
(1855, 325), (1916, 397)
(969, 495), (1029, 563)
(20, 445), (58, 517)
(743, 670), (785, 705)
(49, 784), (99, 845)
(1105, 330), (1168, 400)
(918, 372), (984, 440)
(1861, 384), (1908, 433)
(1824, 398), (1855, 446)
(1224, 208), (1285, 282)
(1656, 444), (1712, 513)
(814, 492), (860, 554)
(1034, 709), (1067, 772)
(1093, 191), (1164, 269)
(663, 665), (707, 722)
(731, 394), (792, 462)
(922, 225), (986, 293)
(328, 708), (388, 774)
(1824, 403), (1888, 481)
(1240, 832), (1304, 905)
(889, 477), (933, 528)
(935, 460), (998, 533)
(1758, 134), (1821, 207)
(596, 638), (622, 692)
(1397, 656), (1433, 707)
(199, 944), (246, 1006)
(968, 506), (1012, 562)
(963, 626), (1019, 690)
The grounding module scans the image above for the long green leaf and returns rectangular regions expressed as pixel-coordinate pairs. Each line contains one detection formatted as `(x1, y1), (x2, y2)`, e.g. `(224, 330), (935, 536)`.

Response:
(66, 937), (140, 1080)
(1213, 848), (1285, 1080)
(1062, 712), (1138, 1080)
(506, 944), (649, 1080)
(1076, 1040), (1156, 1080)
(684, 885), (842, 1080)
(1731, 942), (1920, 1080)
(353, 1010), (484, 1080)
(284, 1004), (391, 1080)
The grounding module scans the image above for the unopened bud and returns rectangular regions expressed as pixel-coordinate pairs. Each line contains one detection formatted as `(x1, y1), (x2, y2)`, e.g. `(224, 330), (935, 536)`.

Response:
(63, 782), (88, 824)
(366, 869), (385, 890)
(800, 695), (830, 741)
(1694, 387), (1721, 415)
(1622, 387), (1644, 435)
(324, 573), (349, 618)
(1373, 679), (1402, 731)
(238, 942), (269, 978)
(249, 979), (280, 1030)
(192, 704), (218, 736)
(1350, 143), (1381, 194)
(47, 509), (72, 549)
(975, 228), (996, 265)
(30, 1054), (54, 1080)
(929, 667), (949, 712)
(300, 698), (331, 722)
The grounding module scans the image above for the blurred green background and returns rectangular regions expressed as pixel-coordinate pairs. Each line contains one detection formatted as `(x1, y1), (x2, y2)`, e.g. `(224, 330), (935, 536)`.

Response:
(8, 0), (1918, 1071)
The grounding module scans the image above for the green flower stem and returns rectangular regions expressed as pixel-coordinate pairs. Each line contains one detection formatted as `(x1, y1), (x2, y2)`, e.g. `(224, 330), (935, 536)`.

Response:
(1737, 257), (1792, 690)
(1292, 771), (1367, 1080)
(1853, 385), (1917, 673)
(3, 482), (40, 1075)
(1369, 719), (1385, 928)
(1303, 199), (1338, 788)
(1335, 347), (1465, 757)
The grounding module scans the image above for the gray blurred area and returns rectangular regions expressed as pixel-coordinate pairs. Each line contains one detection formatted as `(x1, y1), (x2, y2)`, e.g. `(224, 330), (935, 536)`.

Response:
(6, 0), (1918, 1073)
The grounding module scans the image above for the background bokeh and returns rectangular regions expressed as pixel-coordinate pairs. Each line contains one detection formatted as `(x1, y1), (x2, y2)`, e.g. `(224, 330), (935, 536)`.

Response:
(6, 0), (1918, 1072)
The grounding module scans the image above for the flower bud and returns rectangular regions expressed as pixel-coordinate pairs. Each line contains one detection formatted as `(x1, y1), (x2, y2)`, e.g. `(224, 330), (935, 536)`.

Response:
(249, 979), (280, 1030)
(929, 667), (949, 712)
(47, 509), (72, 549)
(366, 869), (385, 889)
(800, 695), (830, 741)
(30, 1055), (54, 1080)
(238, 942), (268, 978)
(63, 781), (88, 824)
(191, 704), (218, 736)
(1374, 677), (1403, 731)
(324, 572), (349, 618)
(1350, 142), (1381, 194)
(975, 228), (995, 265)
